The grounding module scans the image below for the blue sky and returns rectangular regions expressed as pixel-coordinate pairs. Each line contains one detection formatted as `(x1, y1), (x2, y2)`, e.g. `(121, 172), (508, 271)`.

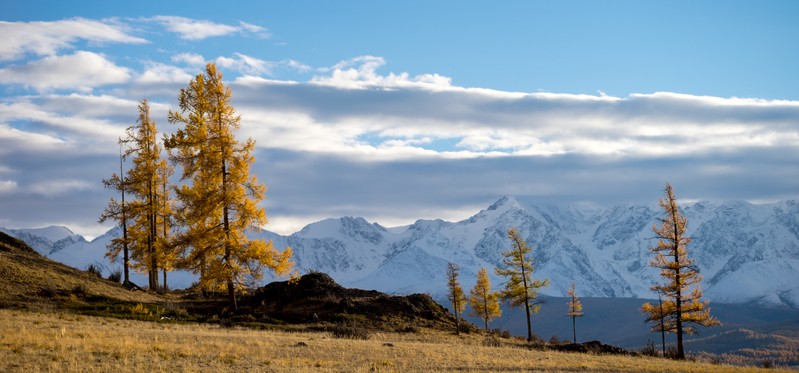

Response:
(1, 1), (799, 237)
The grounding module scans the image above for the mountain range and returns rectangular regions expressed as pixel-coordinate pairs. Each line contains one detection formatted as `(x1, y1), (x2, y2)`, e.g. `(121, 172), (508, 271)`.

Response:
(3, 196), (799, 308)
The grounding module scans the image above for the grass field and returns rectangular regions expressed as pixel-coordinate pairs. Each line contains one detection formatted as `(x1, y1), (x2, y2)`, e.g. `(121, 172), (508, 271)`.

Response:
(0, 309), (788, 373)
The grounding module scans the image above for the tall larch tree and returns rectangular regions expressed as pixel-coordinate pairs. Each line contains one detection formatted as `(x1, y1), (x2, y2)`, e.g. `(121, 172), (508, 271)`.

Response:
(99, 141), (132, 286)
(123, 99), (169, 290)
(641, 183), (719, 359)
(565, 282), (583, 343)
(166, 63), (294, 309)
(469, 267), (502, 331)
(496, 227), (550, 342)
(446, 262), (467, 335)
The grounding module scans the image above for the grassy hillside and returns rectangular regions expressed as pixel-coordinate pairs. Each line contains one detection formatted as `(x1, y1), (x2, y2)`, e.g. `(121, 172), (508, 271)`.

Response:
(0, 231), (162, 307)
(1, 309), (788, 373)
(1, 231), (792, 371)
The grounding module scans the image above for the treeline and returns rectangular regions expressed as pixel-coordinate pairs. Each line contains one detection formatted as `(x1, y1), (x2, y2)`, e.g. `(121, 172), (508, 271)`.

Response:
(446, 183), (719, 359)
(100, 63), (294, 309)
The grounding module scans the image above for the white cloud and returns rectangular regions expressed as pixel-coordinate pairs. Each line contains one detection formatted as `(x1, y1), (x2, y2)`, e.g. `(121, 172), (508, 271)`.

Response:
(0, 18), (147, 61)
(29, 179), (93, 197)
(0, 123), (66, 154)
(0, 51), (131, 92)
(137, 62), (193, 84)
(232, 66), (799, 161)
(0, 180), (17, 194)
(216, 53), (270, 76)
(171, 53), (206, 67)
(311, 55), (452, 90)
(207, 54), (311, 77)
(0, 96), (127, 145)
(238, 21), (271, 38)
(149, 16), (269, 41)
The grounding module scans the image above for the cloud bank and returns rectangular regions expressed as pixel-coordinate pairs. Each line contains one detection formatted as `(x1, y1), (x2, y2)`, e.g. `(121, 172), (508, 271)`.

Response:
(1, 16), (798, 237)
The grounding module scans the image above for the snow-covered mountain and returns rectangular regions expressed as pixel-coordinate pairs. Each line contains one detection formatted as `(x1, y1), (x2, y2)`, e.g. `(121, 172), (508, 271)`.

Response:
(4, 196), (799, 307)
(0, 226), (87, 255)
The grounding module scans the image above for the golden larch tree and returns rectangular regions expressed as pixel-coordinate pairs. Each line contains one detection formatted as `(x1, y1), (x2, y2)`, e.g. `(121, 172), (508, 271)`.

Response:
(156, 158), (176, 290)
(122, 99), (171, 290)
(565, 282), (583, 343)
(496, 227), (550, 342)
(641, 183), (719, 359)
(446, 262), (467, 335)
(166, 63), (294, 309)
(469, 267), (502, 331)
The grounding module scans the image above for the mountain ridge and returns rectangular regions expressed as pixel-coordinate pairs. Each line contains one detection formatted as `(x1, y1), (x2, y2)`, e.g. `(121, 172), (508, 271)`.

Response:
(4, 196), (799, 308)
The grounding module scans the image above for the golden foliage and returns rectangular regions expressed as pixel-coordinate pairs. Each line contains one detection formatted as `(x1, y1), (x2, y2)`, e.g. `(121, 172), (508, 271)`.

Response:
(166, 63), (293, 306)
(496, 227), (549, 341)
(446, 262), (467, 334)
(566, 282), (583, 317)
(469, 267), (502, 330)
(642, 183), (720, 359)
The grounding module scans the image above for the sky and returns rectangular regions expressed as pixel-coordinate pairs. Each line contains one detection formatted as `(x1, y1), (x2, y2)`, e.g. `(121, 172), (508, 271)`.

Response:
(1, 1), (799, 238)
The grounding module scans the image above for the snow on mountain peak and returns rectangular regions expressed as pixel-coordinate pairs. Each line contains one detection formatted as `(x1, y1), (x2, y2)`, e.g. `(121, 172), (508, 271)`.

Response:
(4, 197), (799, 308)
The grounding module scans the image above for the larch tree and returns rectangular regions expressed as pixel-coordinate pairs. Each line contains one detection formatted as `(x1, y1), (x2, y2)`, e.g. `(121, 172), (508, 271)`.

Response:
(641, 183), (719, 359)
(156, 158), (176, 291)
(166, 63), (294, 309)
(565, 282), (583, 343)
(496, 227), (550, 342)
(446, 262), (467, 335)
(123, 99), (170, 290)
(99, 141), (132, 287)
(469, 267), (502, 331)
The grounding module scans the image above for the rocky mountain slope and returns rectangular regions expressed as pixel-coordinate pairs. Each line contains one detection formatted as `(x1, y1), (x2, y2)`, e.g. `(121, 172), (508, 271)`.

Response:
(4, 196), (799, 307)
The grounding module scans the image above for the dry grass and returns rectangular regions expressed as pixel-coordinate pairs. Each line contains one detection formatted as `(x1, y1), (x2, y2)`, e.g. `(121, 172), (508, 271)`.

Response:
(0, 309), (787, 372)
(0, 241), (163, 308)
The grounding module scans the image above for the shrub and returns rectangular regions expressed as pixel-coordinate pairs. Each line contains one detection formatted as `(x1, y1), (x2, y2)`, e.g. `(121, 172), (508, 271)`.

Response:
(86, 264), (103, 278)
(38, 286), (58, 298)
(107, 269), (122, 284)
(395, 325), (420, 334)
(331, 324), (371, 340)
(130, 303), (152, 317)
(640, 340), (658, 357)
(71, 284), (88, 297)
(549, 335), (562, 345)
(482, 336), (502, 347)
(162, 302), (190, 320)
(665, 345), (680, 360)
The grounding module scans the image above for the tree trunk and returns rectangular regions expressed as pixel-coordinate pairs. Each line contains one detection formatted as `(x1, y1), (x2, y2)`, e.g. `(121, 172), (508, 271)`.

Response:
(659, 295), (666, 357)
(518, 241), (533, 342)
(454, 307), (460, 335)
(572, 315), (577, 343)
(673, 217), (684, 359)
(163, 270), (168, 292)
(120, 151), (130, 287)
(483, 295), (490, 331)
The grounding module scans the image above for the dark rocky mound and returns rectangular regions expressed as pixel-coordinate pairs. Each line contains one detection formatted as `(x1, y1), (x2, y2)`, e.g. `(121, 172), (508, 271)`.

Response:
(246, 272), (476, 332)
(549, 340), (633, 355)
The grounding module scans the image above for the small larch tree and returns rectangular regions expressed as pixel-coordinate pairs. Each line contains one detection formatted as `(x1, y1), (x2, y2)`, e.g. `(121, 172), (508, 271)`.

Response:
(101, 99), (172, 290)
(122, 99), (172, 290)
(641, 183), (719, 359)
(99, 141), (131, 286)
(565, 282), (583, 343)
(496, 227), (550, 342)
(446, 262), (467, 335)
(469, 267), (502, 331)
(166, 63), (294, 309)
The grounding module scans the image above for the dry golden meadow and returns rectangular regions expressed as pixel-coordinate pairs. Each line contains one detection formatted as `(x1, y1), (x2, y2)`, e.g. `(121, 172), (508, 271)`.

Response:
(1, 309), (788, 373)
